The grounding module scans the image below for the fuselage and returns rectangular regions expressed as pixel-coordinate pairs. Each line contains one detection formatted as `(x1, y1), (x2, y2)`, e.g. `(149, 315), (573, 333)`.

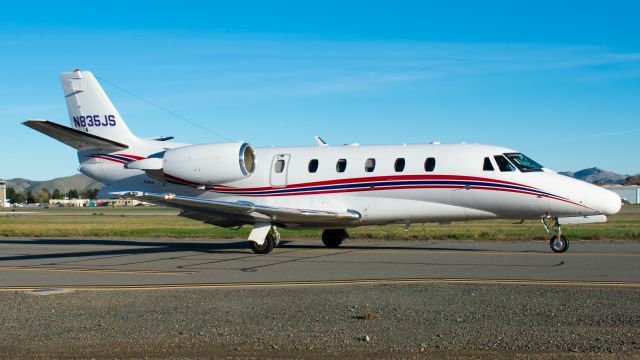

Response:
(81, 141), (622, 228)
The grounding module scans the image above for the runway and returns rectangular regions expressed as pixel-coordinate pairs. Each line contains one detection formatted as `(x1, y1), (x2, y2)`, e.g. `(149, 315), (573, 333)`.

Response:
(0, 237), (638, 290)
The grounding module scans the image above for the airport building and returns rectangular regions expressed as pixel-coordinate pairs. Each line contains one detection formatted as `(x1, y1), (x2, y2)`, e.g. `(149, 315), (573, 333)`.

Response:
(604, 185), (640, 205)
(49, 198), (144, 207)
(0, 179), (7, 207)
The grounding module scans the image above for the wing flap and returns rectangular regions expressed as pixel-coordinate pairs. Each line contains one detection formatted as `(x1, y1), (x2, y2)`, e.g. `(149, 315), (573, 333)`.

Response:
(23, 119), (128, 150)
(114, 191), (362, 225)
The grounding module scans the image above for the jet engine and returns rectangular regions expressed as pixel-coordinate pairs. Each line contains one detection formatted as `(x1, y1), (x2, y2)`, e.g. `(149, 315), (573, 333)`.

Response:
(127, 142), (255, 185)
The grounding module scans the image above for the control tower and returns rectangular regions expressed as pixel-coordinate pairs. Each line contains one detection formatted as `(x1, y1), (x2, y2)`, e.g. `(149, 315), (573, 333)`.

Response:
(0, 179), (6, 207)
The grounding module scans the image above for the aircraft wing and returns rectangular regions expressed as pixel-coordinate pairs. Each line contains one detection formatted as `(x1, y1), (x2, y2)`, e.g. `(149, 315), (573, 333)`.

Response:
(23, 119), (128, 150)
(115, 191), (362, 226)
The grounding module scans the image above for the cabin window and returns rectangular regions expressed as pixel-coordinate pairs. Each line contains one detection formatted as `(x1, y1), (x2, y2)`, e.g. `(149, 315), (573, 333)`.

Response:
(483, 157), (494, 171)
(494, 155), (515, 172)
(308, 159), (319, 173)
(394, 158), (406, 172)
(364, 158), (376, 172)
(424, 157), (436, 172)
(274, 159), (285, 173)
(336, 159), (347, 173)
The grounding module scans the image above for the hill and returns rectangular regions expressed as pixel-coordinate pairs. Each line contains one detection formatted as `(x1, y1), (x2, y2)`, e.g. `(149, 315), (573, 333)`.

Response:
(5, 174), (102, 194)
(625, 175), (640, 186)
(559, 167), (627, 184)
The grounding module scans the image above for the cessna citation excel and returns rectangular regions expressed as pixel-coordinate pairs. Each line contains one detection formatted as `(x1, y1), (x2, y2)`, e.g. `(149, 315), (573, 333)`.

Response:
(24, 70), (621, 254)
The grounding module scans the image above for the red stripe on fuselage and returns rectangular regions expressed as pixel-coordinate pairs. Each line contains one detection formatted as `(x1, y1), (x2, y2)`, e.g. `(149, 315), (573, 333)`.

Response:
(241, 184), (591, 209)
(146, 173), (590, 210)
(89, 155), (127, 164)
(206, 174), (543, 193)
(116, 154), (146, 160)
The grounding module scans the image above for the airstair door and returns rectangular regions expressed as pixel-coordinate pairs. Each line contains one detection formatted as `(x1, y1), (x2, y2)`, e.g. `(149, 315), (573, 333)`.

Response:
(270, 154), (290, 188)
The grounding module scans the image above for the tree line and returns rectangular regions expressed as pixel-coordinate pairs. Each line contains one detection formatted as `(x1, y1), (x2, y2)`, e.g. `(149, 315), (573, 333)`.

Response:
(5, 187), (100, 204)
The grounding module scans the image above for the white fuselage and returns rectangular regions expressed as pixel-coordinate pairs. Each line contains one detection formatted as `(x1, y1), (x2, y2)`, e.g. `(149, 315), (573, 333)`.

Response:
(82, 141), (622, 228)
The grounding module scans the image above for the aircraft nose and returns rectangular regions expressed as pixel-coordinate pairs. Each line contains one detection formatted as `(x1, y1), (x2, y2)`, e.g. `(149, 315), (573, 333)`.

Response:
(598, 188), (622, 215)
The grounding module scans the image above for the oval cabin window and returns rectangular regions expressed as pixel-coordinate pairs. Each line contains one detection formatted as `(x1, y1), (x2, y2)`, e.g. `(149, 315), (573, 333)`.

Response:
(364, 158), (376, 172)
(336, 159), (347, 173)
(308, 159), (319, 173)
(424, 157), (436, 172)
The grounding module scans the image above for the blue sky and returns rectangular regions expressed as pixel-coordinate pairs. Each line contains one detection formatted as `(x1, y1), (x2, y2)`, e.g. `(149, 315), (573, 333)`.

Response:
(1, 1), (639, 180)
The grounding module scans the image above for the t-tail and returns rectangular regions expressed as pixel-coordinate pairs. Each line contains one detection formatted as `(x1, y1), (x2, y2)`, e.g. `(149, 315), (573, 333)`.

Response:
(24, 69), (177, 184)
(61, 69), (138, 145)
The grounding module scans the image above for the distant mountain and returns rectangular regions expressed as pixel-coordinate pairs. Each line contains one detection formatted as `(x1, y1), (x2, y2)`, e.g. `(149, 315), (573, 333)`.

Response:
(5, 174), (102, 193)
(559, 167), (627, 184)
(625, 175), (640, 186)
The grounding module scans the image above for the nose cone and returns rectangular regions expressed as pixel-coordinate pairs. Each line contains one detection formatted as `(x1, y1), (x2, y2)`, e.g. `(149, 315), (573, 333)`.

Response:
(599, 188), (622, 215)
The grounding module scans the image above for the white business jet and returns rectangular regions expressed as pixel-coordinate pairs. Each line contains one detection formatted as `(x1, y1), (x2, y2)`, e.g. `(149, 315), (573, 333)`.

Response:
(24, 70), (621, 254)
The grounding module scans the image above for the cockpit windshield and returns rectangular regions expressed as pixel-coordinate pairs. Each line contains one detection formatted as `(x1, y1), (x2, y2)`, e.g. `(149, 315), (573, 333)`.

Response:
(504, 153), (544, 172)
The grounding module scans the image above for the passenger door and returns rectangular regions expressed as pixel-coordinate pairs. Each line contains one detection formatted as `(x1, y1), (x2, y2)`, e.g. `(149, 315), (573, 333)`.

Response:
(270, 154), (290, 188)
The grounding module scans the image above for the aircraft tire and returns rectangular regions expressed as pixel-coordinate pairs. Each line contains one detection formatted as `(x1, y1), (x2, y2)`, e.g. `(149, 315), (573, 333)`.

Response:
(322, 229), (347, 248)
(250, 233), (275, 254)
(550, 234), (569, 253)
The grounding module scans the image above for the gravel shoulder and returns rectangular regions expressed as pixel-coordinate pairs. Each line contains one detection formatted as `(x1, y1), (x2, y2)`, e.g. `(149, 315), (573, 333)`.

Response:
(1, 284), (639, 359)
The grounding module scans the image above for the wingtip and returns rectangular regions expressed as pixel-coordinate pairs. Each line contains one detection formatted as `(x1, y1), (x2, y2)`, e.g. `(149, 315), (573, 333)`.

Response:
(23, 118), (48, 125)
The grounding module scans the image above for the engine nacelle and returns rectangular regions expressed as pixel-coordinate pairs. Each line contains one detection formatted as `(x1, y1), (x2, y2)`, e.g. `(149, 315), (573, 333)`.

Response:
(162, 142), (255, 185)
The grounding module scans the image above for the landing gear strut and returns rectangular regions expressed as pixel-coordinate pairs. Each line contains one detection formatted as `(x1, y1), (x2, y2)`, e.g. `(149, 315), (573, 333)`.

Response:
(322, 229), (348, 248)
(249, 225), (281, 254)
(541, 217), (569, 253)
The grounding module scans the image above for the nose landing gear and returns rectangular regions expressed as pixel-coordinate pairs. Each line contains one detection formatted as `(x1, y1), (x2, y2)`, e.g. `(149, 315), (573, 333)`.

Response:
(541, 217), (569, 253)
(550, 234), (569, 253)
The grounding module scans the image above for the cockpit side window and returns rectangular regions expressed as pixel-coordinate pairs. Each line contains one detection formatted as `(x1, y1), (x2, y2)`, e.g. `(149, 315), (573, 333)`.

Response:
(494, 155), (515, 172)
(483, 157), (494, 171)
(504, 153), (544, 172)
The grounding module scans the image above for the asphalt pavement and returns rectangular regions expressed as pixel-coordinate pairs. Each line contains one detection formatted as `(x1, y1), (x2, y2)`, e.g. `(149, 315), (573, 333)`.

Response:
(0, 237), (638, 289)
(1, 238), (639, 359)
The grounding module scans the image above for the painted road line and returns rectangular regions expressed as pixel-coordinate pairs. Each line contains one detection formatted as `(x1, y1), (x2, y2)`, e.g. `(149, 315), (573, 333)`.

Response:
(1, 277), (639, 292)
(0, 265), (193, 275)
(293, 248), (640, 257)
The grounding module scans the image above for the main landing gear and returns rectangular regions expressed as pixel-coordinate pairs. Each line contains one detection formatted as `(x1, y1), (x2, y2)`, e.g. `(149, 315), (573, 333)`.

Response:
(249, 225), (281, 254)
(322, 229), (348, 248)
(541, 217), (569, 253)
(249, 226), (348, 254)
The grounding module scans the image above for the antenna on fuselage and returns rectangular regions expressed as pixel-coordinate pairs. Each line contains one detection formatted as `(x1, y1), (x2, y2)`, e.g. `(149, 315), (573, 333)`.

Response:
(314, 136), (329, 146)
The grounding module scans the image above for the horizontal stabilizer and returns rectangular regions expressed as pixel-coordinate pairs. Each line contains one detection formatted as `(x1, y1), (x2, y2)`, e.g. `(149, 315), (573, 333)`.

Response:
(147, 136), (175, 141)
(23, 119), (128, 150)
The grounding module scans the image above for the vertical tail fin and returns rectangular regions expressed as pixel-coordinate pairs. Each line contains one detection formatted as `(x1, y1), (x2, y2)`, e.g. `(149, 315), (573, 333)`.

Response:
(61, 70), (137, 144)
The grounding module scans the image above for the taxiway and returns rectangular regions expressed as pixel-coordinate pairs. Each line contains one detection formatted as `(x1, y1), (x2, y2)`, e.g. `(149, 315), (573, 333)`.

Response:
(0, 237), (638, 290)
